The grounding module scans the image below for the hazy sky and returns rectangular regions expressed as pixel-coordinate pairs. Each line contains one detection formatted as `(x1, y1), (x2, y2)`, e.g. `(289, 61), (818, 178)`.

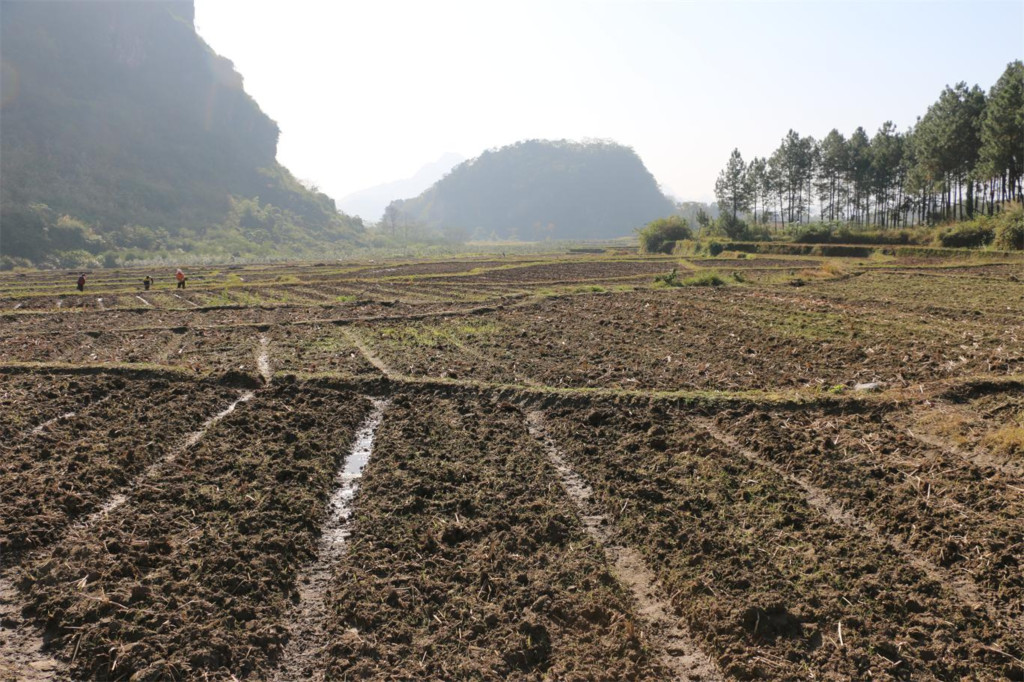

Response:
(194, 0), (1023, 207)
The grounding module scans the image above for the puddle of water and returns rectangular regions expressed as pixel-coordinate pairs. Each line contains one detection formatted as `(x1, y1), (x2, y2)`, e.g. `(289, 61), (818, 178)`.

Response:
(273, 398), (390, 681)
(323, 399), (389, 548)
(257, 336), (272, 384)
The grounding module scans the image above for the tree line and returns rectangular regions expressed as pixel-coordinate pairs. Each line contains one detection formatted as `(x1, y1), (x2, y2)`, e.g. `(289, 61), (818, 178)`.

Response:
(715, 61), (1023, 230)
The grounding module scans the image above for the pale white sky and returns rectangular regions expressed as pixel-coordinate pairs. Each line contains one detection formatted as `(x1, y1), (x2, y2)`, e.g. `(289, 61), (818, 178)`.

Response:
(194, 0), (1023, 205)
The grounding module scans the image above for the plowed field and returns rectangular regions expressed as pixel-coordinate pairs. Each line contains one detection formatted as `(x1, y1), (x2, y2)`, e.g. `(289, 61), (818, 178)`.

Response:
(1, 250), (1021, 681)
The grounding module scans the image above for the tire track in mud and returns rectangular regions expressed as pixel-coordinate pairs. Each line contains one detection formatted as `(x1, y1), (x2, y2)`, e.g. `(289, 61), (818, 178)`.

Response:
(20, 394), (113, 440)
(273, 399), (389, 682)
(84, 389), (257, 523)
(526, 411), (722, 682)
(0, 390), (259, 680)
(171, 292), (199, 308)
(693, 417), (1023, 632)
(27, 411), (75, 436)
(342, 328), (400, 380)
(442, 335), (544, 388)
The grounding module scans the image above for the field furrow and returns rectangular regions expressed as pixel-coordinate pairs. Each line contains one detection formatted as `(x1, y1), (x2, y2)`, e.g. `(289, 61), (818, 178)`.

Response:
(16, 383), (371, 680)
(714, 404), (1024, 624)
(319, 396), (667, 680)
(541, 401), (1021, 679)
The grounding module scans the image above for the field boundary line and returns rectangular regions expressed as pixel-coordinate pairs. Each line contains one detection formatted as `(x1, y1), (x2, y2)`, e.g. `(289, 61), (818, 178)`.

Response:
(299, 370), (884, 410)
(693, 417), (1022, 632)
(0, 361), (197, 379)
(526, 410), (722, 681)
(0, 302), (507, 337)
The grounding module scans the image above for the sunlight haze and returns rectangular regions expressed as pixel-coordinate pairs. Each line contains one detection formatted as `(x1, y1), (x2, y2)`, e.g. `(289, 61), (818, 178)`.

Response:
(194, 0), (1023, 213)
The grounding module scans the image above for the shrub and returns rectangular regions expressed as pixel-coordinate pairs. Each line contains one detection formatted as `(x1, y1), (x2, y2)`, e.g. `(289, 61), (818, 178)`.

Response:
(793, 222), (929, 245)
(993, 204), (1024, 251)
(707, 241), (725, 257)
(672, 239), (700, 256)
(638, 216), (693, 254)
(653, 268), (682, 287)
(934, 223), (994, 248)
(793, 224), (836, 244)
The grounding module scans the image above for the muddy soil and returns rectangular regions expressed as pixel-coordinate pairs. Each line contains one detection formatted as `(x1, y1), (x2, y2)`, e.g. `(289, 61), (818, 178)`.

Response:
(541, 401), (1020, 680)
(18, 383), (371, 680)
(3, 254), (1022, 680)
(904, 382), (1024, 477)
(320, 395), (666, 680)
(0, 373), (124, 445)
(268, 325), (383, 377)
(360, 287), (1022, 391)
(0, 378), (238, 553)
(715, 402), (1024, 623)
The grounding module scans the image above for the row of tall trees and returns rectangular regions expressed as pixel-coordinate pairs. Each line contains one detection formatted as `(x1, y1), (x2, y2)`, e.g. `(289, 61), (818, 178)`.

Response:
(715, 61), (1023, 229)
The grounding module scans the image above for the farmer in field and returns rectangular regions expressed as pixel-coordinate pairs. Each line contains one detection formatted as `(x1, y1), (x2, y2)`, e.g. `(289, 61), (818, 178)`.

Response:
(143, 275), (153, 290)
(76, 273), (86, 292)
(175, 268), (186, 289)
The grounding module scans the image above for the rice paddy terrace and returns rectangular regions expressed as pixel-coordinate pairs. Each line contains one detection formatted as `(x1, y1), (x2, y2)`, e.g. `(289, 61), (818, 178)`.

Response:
(1, 250), (1022, 680)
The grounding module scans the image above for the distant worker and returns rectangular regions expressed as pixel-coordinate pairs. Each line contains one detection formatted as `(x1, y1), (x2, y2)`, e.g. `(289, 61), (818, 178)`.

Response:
(175, 268), (186, 289)
(143, 275), (153, 291)
(76, 273), (86, 292)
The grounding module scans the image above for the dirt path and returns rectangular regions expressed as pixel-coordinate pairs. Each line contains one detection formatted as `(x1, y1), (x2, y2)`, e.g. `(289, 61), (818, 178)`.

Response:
(273, 399), (389, 682)
(0, 575), (65, 682)
(694, 417), (1022, 631)
(526, 411), (722, 681)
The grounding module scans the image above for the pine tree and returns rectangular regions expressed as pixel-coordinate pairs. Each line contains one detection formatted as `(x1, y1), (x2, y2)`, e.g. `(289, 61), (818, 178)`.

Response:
(978, 60), (1024, 209)
(714, 149), (750, 222)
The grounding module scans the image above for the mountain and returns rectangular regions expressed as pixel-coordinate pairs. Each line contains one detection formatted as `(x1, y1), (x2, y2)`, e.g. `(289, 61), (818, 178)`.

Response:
(388, 140), (676, 241)
(0, 0), (363, 265)
(339, 152), (465, 222)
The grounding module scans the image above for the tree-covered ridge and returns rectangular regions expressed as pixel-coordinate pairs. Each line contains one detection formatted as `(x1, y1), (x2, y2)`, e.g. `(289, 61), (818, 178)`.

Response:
(715, 61), (1023, 230)
(387, 139), (676, 241)
(0, 0), (363, 266)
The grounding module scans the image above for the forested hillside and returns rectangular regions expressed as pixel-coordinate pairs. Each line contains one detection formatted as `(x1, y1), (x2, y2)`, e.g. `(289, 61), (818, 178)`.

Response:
(0, 0), (363, 266)
(386, 140), (676, 241)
